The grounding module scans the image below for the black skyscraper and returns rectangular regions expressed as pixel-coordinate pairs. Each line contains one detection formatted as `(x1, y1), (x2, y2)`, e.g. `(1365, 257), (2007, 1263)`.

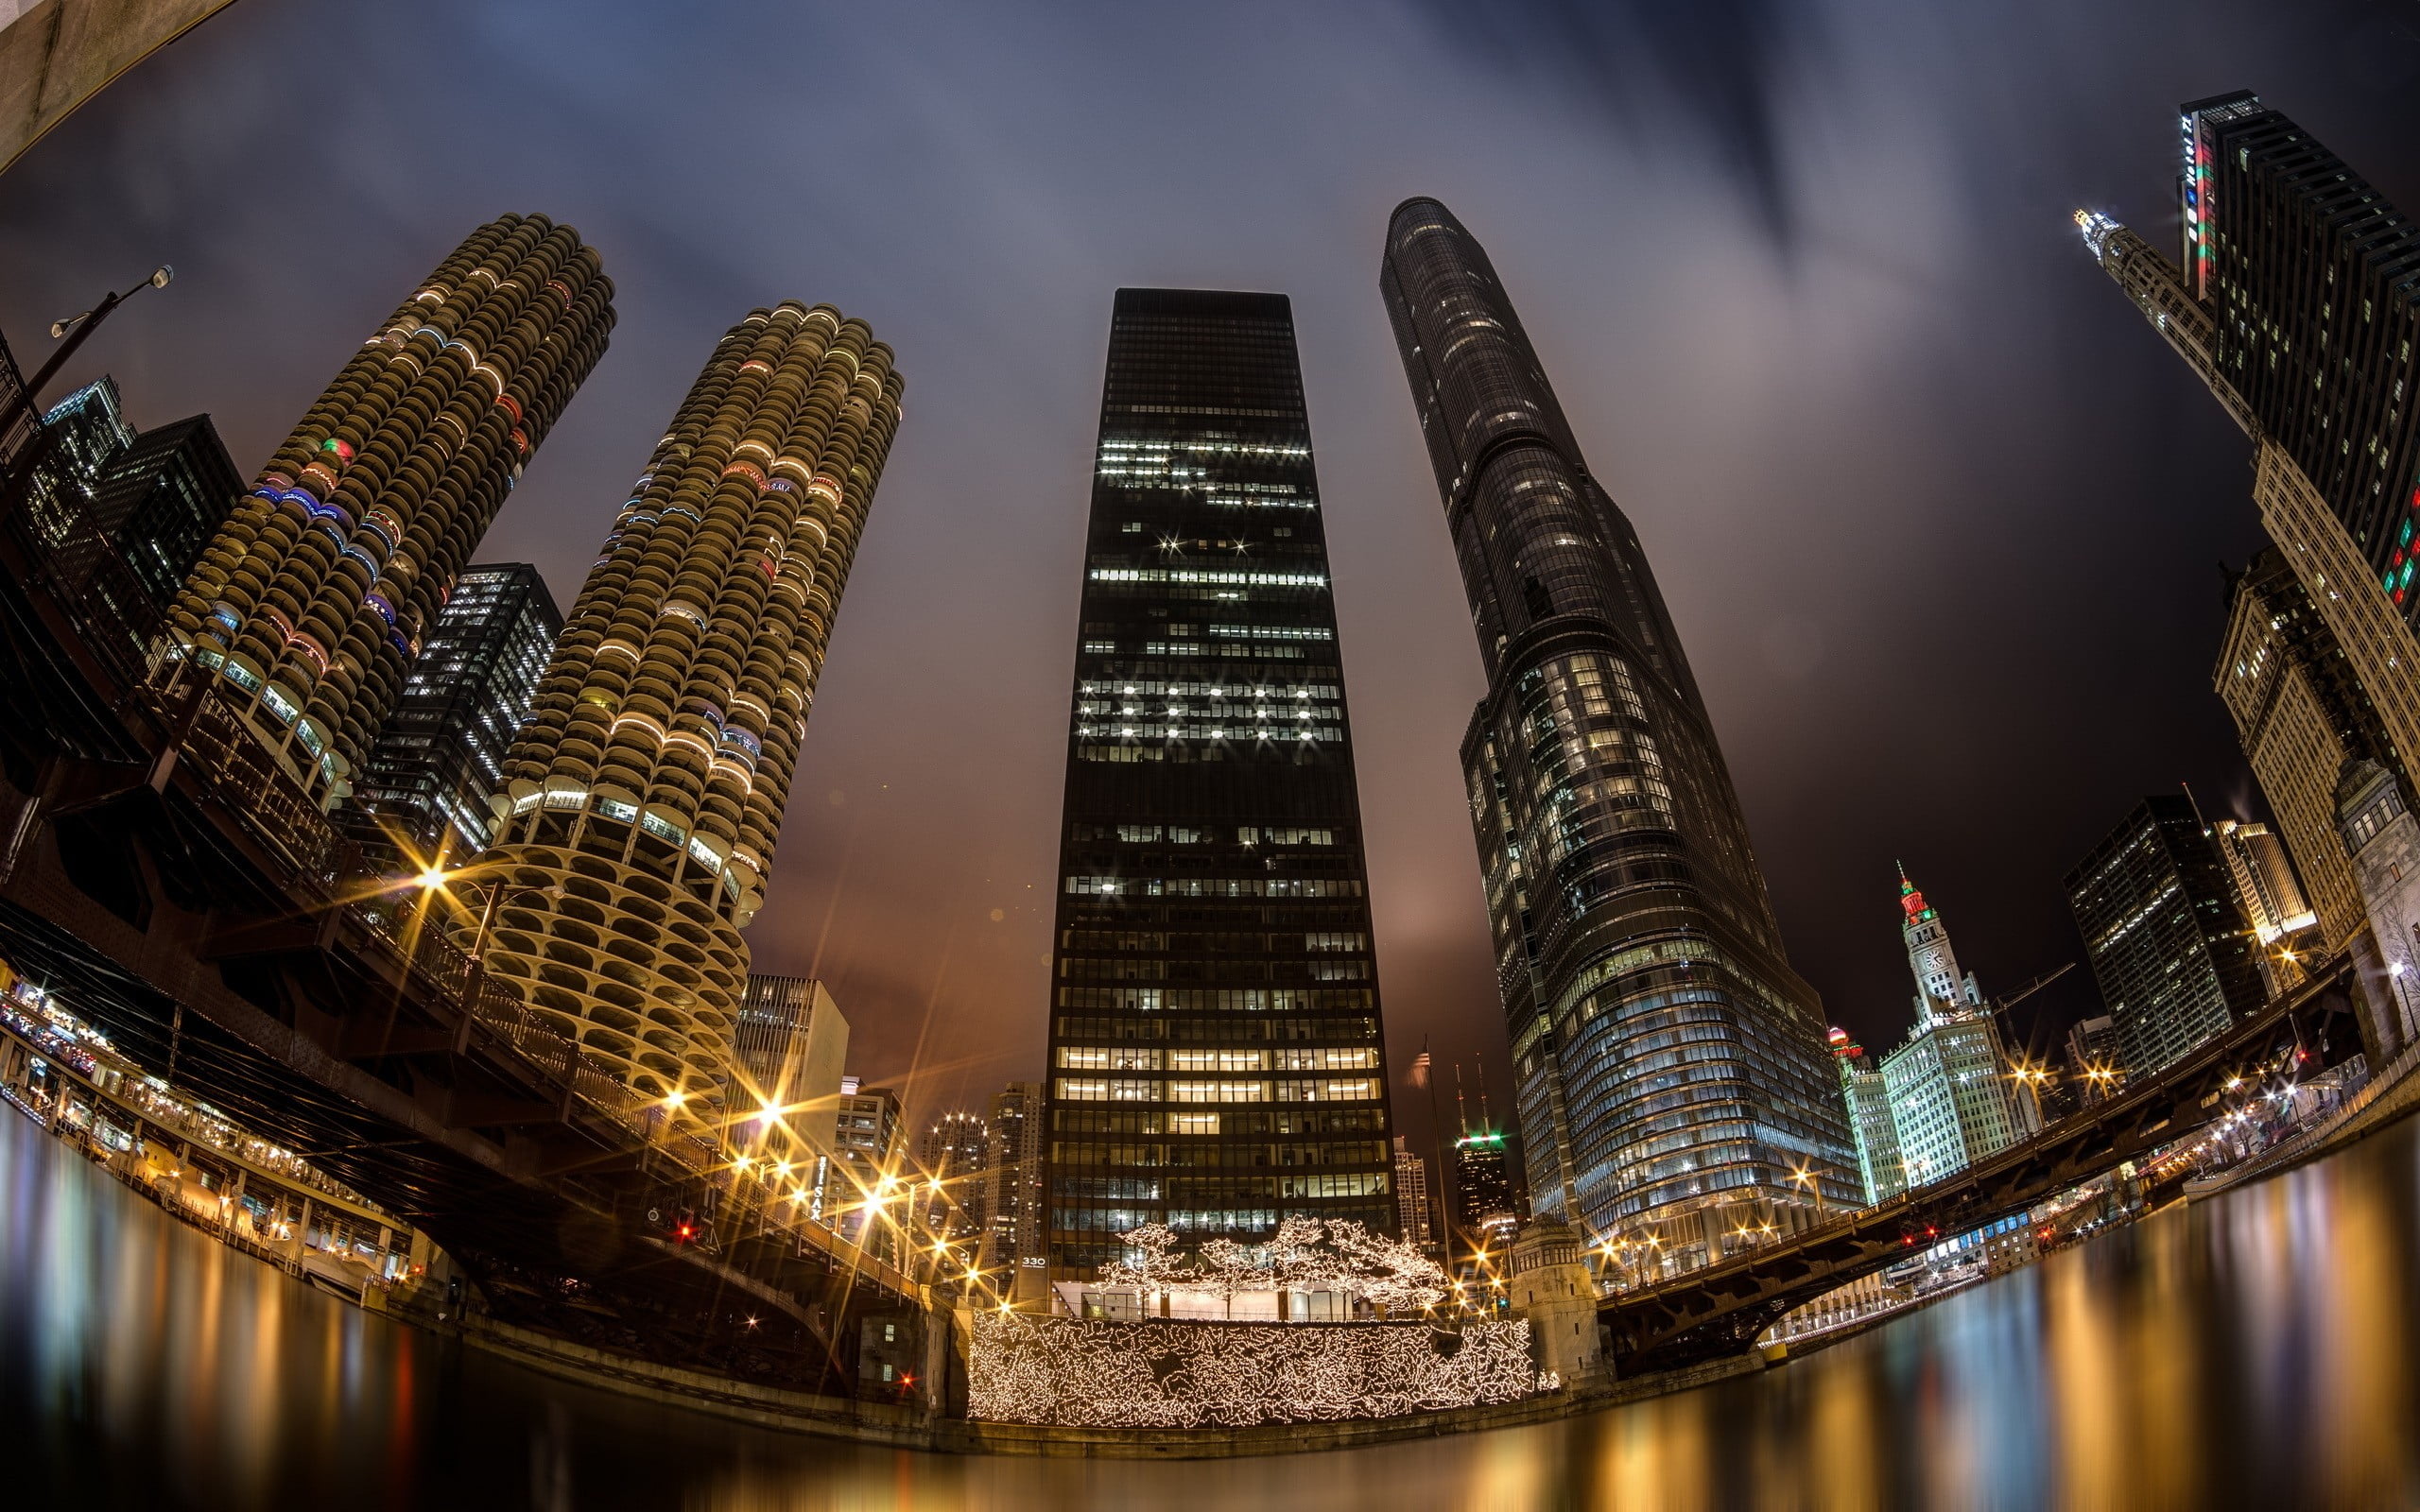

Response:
(2181, 92), (2420, 615)
(1380, 199), (1855, 1265)
(1043, 288), (1396, 1274)
(90, 414), (240, 609)
(348, 562), (560, 867)
(2066, 795), (2269, 1077)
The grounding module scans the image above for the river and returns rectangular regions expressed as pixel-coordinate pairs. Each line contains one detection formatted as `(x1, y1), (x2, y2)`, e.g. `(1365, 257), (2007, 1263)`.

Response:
(5, 1101), (2419, 1510)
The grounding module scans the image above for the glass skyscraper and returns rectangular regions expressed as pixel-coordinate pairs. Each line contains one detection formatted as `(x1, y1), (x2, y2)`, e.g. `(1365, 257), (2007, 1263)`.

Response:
(2066, 795), (2269, 1078)
(1380, 199), (1856, 1266)
(1043, 288), (1396, 1274)
(346, 561), (560, 868)
(2179, 91), (2420, 610)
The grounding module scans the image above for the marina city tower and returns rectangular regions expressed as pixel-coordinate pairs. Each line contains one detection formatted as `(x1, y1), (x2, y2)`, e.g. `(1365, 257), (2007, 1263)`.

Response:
(470, 303), (903, 1130)
(165, 215), (613, 803)
(1379, 199), (1856, 1264)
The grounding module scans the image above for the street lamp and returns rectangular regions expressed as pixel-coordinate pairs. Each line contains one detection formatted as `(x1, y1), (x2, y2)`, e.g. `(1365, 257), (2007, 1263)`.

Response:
(1, 266), (173, 447)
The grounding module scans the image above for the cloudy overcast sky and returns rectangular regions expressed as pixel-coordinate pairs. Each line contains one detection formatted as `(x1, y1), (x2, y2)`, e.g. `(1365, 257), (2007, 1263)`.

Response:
(4, 0), (2416, 1138)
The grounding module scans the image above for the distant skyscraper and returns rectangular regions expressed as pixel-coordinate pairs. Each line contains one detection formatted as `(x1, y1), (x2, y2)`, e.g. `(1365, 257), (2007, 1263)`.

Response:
(27, 378), (132, 544)
(919, 1110), (990, 1239)
(1877, 874), (2022, 1185)
(1041, 288), (1397, 1273)
(2066, 796), (2268, 1076)
(829, 1078), (904, 1260)
(2066, 1016), (2125, 1104)
(347, 563), (560, 868)
(19, 380), (237, 662)
(985, 1081), (1045, 1270)
(472, 302), (902, 1125)
(727, 974), (851, 1160)
(1379, 198), (1857, 1262)
(2216, 548), (2392, 950)
(166, 215), (613, 806)
(89, 413), (240, 610)
(1826, 1028), (1905, 1204)
(1392, 1135), (1436, 1252)
(2216, 817), (2323, 996)
(1452, 1127), (1519, 1250)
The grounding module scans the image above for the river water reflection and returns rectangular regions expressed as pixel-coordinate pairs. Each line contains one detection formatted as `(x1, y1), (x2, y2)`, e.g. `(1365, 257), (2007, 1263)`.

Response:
(7, 1101), (2420, 1510)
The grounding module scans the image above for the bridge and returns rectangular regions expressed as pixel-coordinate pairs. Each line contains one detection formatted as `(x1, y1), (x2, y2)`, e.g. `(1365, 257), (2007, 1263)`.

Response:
(1599, 955), (2364, 1373)
(0, 452), (939, 1398)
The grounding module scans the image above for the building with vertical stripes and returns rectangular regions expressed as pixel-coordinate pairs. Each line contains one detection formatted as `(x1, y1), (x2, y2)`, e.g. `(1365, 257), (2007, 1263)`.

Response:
(1042, 288), (1397, 1274)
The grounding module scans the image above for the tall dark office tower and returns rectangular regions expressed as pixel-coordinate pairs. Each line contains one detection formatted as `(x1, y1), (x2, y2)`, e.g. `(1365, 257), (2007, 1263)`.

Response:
(90, 414), (240, 609)
(347, 563), (560, 867)
(1380, 199), (1856, 1263)
(23, 380), (238, 665)
(1043, 288), (1396, 1274)
(2066, 795), (2269, 1077)
(2180, 92), (2420, 607)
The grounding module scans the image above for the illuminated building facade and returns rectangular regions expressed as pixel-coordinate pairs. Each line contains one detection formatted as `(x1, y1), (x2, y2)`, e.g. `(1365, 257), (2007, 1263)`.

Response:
(2066, 1016), (2124, 1104)
(27, 378), (132, 544)
(346, 563), (559, 868)
(2066, 796), (2268, 1076)
(469, 302), (902, 1124)
(986, 1081), (1045, 1268)
(1826, 1029), (1905, 1204)
(829, 1077), (904, 1258)
(1043, 288), (1397, 1273)
(1452, 1127), (1519, 1248)
(1379, 198), (1856, 1263)
(1392, 1136), (1435, 1251)
(165, 215), (613, 807)
(1876, 874), (2021, 1186)
(2177, 92), (2420, 614)
(919, 1109), (991, 1239)
(727, 974), (850, 1159)
(2336, 762), (2420, 1059)
(2216, 547), (2389, 953)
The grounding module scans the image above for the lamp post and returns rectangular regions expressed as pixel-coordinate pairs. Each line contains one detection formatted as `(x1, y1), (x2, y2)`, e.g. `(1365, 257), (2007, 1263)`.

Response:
(414, 865), (560, 1051)
(1, 266), (173, 446)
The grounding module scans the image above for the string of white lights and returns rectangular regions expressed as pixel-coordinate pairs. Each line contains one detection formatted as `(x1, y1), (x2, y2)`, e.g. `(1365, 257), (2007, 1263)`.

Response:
(966, 1314), (1551, 1427)
(1099, 1215), (1452, 1314)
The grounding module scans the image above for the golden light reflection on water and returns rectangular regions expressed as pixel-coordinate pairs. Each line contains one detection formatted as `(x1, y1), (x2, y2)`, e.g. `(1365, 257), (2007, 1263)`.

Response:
(9, 1105), (2420, 1510)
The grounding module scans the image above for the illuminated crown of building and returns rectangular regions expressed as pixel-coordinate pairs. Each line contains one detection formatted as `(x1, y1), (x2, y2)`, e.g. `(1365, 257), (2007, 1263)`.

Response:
(164, 215), (614, 801)
(467, 302), (903, 1124)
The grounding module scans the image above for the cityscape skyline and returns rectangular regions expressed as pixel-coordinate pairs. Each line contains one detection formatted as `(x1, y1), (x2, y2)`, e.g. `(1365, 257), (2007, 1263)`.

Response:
(4, 6), (2420, 1489)
(4, 4), (2413, 1142)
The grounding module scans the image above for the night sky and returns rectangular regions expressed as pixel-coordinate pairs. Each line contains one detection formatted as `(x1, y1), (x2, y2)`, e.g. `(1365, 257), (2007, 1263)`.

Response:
(5, 1), (2418, 1147)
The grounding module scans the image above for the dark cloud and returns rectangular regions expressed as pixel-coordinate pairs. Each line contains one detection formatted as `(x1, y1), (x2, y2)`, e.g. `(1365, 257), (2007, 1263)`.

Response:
(1407, 0), (1813, 244)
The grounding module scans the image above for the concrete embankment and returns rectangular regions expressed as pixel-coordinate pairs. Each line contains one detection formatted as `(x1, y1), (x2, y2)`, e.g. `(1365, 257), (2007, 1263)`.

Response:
(415, 1305), (1762, 1459)
(2187, 1044), (2420, 1200)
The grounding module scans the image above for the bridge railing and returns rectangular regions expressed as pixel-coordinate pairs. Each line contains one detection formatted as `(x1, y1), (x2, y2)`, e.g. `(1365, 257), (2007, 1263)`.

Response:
(121, 671), (927, 1301)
